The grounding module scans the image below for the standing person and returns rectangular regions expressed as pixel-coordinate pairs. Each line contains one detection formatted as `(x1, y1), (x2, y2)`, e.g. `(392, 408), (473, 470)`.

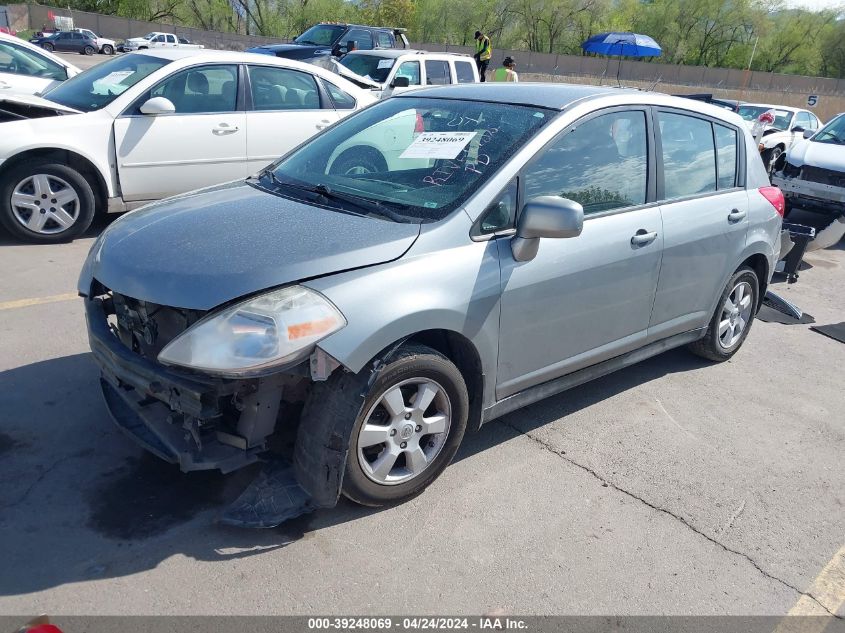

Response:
(474, 30), (492, 82)
(492, 56), (518, 82)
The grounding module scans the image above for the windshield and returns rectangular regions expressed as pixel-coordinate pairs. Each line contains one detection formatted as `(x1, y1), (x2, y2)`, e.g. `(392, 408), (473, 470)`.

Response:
(339, 54), (395, 83)
(261, 97), (552, 223)
(144, 33), (157, 39)
(294, 24), (346, 46)
(813, 114), (845, 145)
(737, 105), (793, 130)
(42, 54), (170, 112)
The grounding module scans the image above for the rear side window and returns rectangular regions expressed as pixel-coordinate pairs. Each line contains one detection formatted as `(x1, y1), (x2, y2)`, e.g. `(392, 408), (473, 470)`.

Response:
(714, 124), (738, 189)
(455, 61), (475, 83)
(325, 81), (356, 110)
(424, 60), (450, 85)
(376, 31), (393, 48)
(343, 29), (373, 51)
(524, 110), (648, 215)
(659, 112), (716, 199)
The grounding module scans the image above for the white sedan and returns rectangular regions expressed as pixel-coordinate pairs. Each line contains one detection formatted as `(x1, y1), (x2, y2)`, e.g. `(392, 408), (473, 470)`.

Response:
(0, 32), (80, 94)
(0, 49), (376, 242)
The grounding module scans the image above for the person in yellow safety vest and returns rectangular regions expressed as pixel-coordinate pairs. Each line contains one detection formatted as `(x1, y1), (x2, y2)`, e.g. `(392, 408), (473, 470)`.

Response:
(474, 30), (492, 82)
(492, 56), (518, 82)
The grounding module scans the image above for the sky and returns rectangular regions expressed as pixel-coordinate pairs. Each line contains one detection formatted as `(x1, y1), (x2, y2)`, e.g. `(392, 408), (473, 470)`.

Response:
(785, 0), (844, 10)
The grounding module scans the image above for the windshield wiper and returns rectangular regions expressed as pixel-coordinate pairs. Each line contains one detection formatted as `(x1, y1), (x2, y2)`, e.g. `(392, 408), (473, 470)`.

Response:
(257, 173), (407, 222)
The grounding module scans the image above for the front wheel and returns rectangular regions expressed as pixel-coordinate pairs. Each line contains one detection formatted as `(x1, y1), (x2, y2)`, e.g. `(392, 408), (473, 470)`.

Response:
(41, 43), (54, 52)
(0, 161), (96, 243)
(102, 44), (114, 55)
(301, 344), (469, 507)
(688, 266), (759, 362)
(761, 147), (783, 175)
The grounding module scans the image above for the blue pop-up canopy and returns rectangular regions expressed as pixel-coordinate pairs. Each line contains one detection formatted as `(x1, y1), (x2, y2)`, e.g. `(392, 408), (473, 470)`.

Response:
(581, 32), (663, 57)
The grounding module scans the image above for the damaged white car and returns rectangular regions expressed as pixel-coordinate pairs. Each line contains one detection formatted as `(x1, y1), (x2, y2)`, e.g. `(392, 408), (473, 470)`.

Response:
(738, 103), (821, 173)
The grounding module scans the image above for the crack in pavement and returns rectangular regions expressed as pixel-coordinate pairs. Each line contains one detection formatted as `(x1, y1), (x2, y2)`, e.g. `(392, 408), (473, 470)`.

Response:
(0, 454), (77, 510)
(500, 419), (843, 619)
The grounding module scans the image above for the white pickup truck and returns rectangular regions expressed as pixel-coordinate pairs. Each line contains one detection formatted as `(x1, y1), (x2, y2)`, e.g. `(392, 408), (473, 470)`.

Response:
(121, 32), (203, 52)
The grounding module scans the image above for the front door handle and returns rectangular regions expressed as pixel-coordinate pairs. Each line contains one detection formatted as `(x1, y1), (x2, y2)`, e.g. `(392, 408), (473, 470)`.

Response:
(316, 119), (332, 130)
(728, 208), (747, 222)
(631, 229), (658, 246)
(212, 123), (239, 135)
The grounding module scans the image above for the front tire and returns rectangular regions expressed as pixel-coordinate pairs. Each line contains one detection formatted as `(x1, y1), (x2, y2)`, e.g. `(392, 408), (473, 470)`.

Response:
(761, 146), (783, 175)
(300, 344), (469, 507)
(0, 161), (96, 243)
(688, 266), (759, 362)
(41, 43), (54, 52)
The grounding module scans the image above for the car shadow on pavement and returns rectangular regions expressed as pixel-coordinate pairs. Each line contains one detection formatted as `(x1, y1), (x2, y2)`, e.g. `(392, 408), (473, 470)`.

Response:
(0, 347), (706, 597)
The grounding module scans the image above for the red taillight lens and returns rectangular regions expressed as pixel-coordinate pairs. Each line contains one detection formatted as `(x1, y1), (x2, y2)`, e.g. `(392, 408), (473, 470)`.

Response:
(414, 112), (425, 134)
(759, 186), (785, 217)
(27, 626), (64, 633)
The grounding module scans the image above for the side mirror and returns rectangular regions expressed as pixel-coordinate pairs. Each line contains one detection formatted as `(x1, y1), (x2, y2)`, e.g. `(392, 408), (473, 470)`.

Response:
(331, 44), (345, 56)
(511, 196), (584, 262)
(139, 96), (175, 115)
(803, 129), (814, 139)
(792, 125), (805, 134)
(392, 76), (410, 88)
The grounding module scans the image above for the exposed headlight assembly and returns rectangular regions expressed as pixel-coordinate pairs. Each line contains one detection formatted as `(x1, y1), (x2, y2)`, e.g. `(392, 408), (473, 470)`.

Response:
(158, 286), (346, 377)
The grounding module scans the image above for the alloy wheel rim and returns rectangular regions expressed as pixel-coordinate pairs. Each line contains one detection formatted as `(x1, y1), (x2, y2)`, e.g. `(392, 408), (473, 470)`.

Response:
(357, 378), (452, 486)
(11, 174), (80, 235)
(718, 281), (754, 349)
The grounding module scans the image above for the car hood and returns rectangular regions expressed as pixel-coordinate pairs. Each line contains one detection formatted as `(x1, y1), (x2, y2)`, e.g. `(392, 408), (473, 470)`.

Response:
(785, 139), (845, 171)
(80, 181), (421, 311)
(125, 37), (152, 43)
(0, 93), (81, 121)
(329, 60), (383, 89)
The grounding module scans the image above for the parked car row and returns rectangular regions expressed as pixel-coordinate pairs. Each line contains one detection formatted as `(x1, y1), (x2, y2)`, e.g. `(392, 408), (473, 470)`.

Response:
(0, 32), (80, 94)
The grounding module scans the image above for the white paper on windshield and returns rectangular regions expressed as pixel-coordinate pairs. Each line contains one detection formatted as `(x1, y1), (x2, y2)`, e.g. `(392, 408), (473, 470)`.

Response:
(400, 132), (477, 159)
(92, 70), (133, 94)
(377, 59), (394, 69)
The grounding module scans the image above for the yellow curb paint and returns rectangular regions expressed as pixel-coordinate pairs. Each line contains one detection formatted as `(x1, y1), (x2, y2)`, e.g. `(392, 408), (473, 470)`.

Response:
(0, 292), (79, 311)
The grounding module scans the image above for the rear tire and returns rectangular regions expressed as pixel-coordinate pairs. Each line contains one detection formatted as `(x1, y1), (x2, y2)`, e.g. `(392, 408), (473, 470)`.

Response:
(329, 148), (388, 176)
(102, 44), (114, 55)
(0, 160), (97, 243)
(688, 266), (759, 362)
(83, 45), (95, 56)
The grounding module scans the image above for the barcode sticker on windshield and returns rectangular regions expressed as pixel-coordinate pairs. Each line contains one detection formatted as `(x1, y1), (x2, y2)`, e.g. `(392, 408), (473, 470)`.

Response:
(377, 59), (394, 69)
(400, 132), (477, 159)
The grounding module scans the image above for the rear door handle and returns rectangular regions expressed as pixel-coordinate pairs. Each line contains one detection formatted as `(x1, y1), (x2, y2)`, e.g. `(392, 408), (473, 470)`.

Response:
(631, 229), (658, 246)
(0, 81), (9, 89)
(728, 208), (747, 222)
(316, 119), (333, 130)
(212, 123), (239, 135)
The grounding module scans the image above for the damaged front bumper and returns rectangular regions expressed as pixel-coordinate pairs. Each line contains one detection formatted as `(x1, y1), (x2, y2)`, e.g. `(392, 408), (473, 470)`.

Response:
(85, 295), (350, 527)
(772, 175), (845, 214)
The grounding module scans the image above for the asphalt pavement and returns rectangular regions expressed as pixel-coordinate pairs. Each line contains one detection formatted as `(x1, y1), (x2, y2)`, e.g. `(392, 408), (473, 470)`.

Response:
(0, 50), (842, 618)
(0, 210), (843, 615)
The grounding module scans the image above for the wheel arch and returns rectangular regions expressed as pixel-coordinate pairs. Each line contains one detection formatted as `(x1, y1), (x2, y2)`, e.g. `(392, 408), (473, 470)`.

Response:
(740, 252), (770, 310)
(0, 148), (110, 215)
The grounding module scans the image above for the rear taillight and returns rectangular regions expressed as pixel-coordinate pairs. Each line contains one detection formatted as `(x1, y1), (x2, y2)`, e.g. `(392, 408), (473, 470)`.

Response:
(759, 186), (785, 217)
(414, 112), (425, 134)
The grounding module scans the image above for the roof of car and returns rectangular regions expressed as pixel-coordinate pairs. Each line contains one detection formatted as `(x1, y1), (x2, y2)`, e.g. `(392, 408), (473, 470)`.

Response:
(344, 49), (468, 59)
(398, 83), (638, 110)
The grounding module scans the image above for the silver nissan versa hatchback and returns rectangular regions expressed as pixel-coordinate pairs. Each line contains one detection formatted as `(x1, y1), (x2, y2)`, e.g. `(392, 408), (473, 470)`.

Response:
(79, 84), (783, 526)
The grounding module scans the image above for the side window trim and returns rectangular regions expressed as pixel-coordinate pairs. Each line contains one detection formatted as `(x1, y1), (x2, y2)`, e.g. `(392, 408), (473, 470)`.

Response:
(653, 106), (746, 201)
(518, 105), (657, 223)
(120, 63), (244, 117)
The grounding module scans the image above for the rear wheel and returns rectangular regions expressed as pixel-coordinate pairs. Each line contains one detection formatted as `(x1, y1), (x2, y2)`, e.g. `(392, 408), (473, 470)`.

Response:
(0, 161), (96, 243)
(329, 148), (387, 176)
(102, 44), (114, 55)
(83, 45), (95, 56)
(688, 266), (759, 362)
